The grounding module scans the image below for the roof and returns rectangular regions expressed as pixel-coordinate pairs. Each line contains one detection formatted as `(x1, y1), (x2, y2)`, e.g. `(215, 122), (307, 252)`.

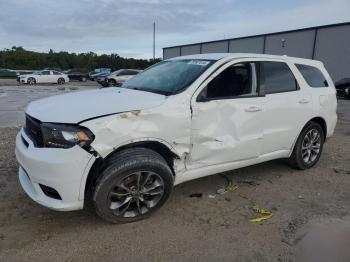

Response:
(167, 53), (322, 65)
(163, 21), (350, 50)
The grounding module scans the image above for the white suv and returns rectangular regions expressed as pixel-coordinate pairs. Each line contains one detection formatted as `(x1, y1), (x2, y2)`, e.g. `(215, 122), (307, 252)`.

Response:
(15, 53), (337, 223)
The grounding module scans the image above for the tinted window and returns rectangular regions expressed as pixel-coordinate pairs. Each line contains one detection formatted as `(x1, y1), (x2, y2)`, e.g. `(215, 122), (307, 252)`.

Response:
(119, 70), (129, 76)
(41, 70), (50, 75)
(53, 71), (62, 75)
(127, 70), (139, 75)
(296, 64), (328, 87)
(205, 62), (257, 99)
(261, 62), (298, 94)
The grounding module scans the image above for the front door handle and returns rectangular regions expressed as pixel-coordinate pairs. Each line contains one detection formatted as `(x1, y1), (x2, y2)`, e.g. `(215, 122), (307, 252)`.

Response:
(299, 99), (310, 104)
(245, 106), (262, 112)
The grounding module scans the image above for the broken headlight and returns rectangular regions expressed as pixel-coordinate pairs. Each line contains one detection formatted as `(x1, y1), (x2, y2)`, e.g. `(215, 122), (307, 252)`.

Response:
(41, 123), (95, 149)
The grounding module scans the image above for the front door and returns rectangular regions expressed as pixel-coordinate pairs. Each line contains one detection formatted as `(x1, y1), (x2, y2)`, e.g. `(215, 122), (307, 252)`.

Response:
(189, 61), (265, 168)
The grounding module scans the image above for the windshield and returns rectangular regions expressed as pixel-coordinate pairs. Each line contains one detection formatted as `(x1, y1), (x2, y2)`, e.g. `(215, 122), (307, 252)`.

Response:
(123, 59), (215, 95)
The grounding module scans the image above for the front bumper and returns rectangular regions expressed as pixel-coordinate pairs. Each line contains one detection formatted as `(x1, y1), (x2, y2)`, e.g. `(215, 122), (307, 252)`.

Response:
(15, 128), (95, 211)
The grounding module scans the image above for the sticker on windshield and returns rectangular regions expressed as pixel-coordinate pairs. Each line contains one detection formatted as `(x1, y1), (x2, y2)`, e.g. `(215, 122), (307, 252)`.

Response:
(188, 60), (210, 66)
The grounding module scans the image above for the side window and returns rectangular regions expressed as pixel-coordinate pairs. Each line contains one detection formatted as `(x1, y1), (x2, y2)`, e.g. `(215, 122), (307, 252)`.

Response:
(261, 62), (298, 94)
(204, 62), (257, 100)
(119, 70), (128, 76)
(295, 64), (328, 87)
(41, 70), (50, 75)
(53, 71), (61, 75)
(128, 70), (138, 75)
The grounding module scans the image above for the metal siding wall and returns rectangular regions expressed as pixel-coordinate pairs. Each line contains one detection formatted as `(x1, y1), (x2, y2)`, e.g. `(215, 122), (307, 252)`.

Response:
(229, 37), (264, 53)
(163, 47), (181, 59)
(314, 24), (350, 82)
(181, 45), (201, 56)
(265, 30), (315, 58)
(201, 41), (228, 53)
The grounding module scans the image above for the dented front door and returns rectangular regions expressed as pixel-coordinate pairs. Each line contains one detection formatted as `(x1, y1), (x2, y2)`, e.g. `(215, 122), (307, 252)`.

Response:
(188, 60), (265, 167)
(189, 97), (264, 167)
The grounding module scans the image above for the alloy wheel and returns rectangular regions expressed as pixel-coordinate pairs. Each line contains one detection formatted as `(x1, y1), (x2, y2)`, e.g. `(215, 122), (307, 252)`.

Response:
(301, 129), (321, 164)
(108, 171), (165, 218)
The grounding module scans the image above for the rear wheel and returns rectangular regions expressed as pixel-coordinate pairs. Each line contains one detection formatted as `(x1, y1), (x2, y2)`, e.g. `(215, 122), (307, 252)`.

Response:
(93, 148), (174, 223)
(288, 121), (324, 170)
(27, 77), (36, 85)
(57, 78), (65, 85)
(80, 76), (87, 82)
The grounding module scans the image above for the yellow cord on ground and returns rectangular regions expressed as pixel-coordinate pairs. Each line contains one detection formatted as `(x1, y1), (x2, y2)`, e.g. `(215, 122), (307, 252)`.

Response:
(226, 184), (239, 192)
(249, 206), (273, 223)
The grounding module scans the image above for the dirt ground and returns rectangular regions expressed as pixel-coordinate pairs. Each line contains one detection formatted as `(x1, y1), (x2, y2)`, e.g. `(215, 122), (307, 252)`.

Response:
(0, 81), (349, 261)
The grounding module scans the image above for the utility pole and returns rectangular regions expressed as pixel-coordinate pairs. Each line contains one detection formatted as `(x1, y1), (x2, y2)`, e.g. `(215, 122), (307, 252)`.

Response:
(153, 22), (155, 60)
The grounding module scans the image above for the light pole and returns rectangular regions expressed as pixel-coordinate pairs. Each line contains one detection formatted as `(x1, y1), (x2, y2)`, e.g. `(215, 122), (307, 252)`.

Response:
(153, 22), (155, 60)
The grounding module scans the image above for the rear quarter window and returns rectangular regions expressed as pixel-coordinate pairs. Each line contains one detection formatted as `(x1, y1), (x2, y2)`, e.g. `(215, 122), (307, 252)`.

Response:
(295, 64), (328, 87)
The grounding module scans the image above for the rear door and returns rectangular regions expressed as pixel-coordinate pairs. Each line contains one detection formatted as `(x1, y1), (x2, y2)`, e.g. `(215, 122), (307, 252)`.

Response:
(189, 60), (265, 167)
(38, 70), (51, 83)
(259, 60), (313, 155)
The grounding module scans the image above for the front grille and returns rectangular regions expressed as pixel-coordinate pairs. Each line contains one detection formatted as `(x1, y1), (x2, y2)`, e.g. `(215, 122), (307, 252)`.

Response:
(24, 114), (44, 147)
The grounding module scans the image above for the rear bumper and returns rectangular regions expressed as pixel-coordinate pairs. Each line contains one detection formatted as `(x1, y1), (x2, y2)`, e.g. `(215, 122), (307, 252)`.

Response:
(15, 129), (95, 211)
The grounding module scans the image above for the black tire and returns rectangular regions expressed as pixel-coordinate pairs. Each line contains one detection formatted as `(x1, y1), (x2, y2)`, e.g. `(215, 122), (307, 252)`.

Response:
(57, 78), (65, 85)
(108, 79), (117, 86)
(93, 148), (174, 223)
(80, 76), (87, 82)
(288, 121), (324, 170)
(27, 77), (36, 85)
(101, 81), (109, 88)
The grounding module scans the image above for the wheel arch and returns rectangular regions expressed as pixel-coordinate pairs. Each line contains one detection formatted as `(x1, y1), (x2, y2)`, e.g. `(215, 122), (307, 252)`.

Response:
(308, 116), (327, 140)
(289, 116), (327, 157)
(83, 139), (180, 207)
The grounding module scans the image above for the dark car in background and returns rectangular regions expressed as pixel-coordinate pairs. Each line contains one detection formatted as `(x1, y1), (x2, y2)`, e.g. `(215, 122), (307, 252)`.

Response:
(89, 68), (111, 81)
(335, 78), (350, 99)
(66, 68), (89, 82)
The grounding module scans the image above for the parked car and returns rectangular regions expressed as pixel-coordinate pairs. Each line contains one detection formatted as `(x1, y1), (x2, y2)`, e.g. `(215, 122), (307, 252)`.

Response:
(43, 67), (62, 72)
(100, 69), (142, 87)
(66, 68), (89, 82)
(335, 78), (350, 99)
(17, 70), (69, 85)
(89, 68), (111, 81)
(91, 71), (111, 82)
(15, 53), (337, 223)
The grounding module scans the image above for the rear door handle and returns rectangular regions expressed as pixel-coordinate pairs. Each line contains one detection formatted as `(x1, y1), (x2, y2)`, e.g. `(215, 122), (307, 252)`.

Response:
(245, 106), (262, 112)
(299, 99), (310, 104)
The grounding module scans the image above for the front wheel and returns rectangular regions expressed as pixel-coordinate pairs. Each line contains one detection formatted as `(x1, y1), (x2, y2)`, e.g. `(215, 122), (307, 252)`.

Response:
(93, 148), (174, 223)
(288, 121), (324, 170)
(27, 77), (36, 85)
(108, 79), (117, 86)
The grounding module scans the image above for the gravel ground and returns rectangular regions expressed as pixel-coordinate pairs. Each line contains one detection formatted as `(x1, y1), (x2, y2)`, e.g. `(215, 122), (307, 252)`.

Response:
(0, 81), (349, 261)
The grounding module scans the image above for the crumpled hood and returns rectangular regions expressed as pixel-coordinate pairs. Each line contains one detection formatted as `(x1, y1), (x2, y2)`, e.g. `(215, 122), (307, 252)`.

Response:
(26, 87), (166, 123)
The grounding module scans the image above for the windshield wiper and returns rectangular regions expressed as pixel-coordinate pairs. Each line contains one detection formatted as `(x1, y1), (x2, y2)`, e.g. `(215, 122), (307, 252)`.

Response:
(125, 86), (173, 96)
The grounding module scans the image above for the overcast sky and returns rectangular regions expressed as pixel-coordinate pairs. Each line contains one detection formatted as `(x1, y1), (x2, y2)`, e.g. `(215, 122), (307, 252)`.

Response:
(0, 0), (349, 59)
